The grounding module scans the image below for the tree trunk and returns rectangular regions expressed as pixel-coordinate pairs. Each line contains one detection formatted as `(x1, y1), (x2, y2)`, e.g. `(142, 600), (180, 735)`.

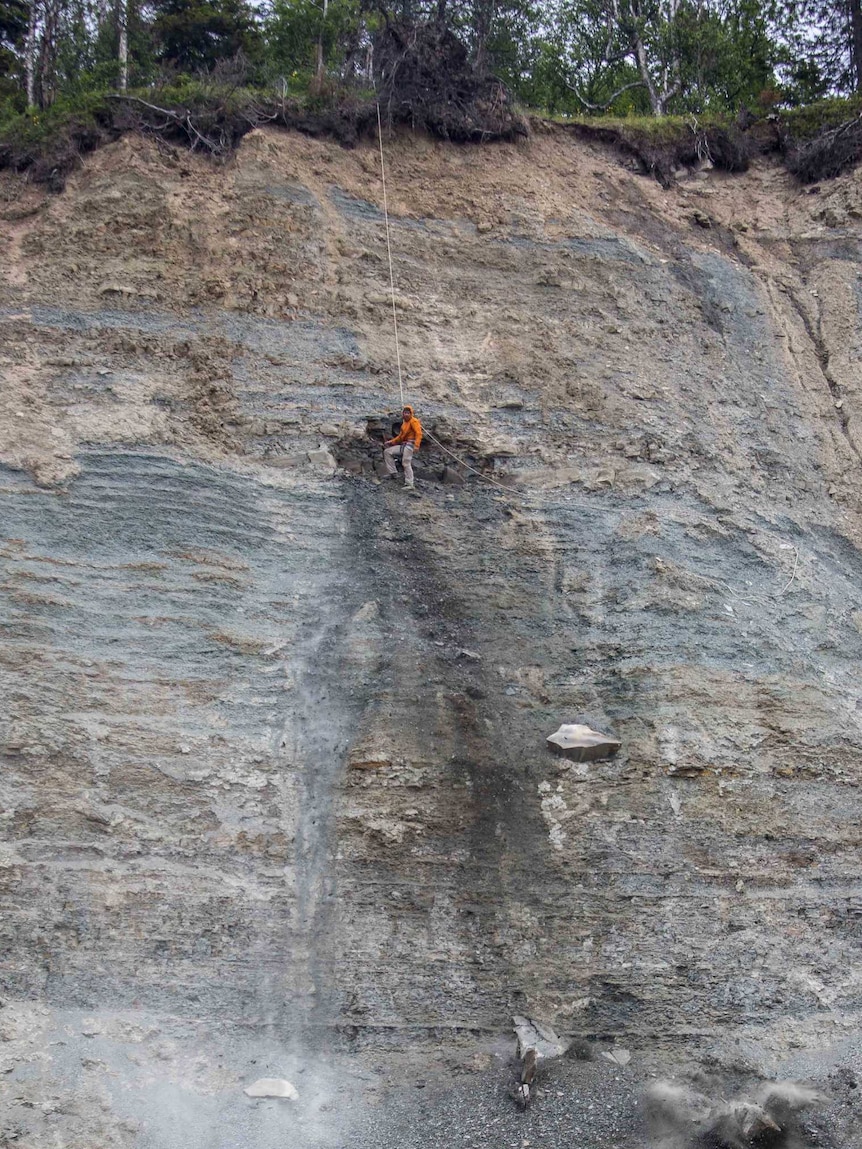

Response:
(118, 0), (128, 90)
(631, 24), (662, 112)
(38, 0), (58, 107)
(626, 0), (681, 114)
(316, 0), (328, 82)
(850, 0), (862, 91)
(473, 0), (494, 73)
(25, 0), (38, 108)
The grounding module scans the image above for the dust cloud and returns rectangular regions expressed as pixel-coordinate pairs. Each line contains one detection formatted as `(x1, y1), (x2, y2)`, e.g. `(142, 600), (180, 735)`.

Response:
(643, 1078), (825, 1149)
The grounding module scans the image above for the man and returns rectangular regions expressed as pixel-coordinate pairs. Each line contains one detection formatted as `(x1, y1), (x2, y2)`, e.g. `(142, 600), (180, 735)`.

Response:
(383, 405), (423, 489)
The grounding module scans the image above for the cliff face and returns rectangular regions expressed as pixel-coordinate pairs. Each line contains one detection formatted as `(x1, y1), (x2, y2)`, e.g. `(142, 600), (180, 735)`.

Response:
(3, 124), (862, 1147)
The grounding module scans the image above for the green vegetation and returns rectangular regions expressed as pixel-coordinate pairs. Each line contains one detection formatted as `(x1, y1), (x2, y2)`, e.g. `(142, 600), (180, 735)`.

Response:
(2, 0), (862, 188)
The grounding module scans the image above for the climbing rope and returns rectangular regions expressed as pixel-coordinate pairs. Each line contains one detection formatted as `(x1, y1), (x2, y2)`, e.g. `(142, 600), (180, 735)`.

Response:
(375, 103), (533, 501)
(422, 428), (530, 499)
(376, 102), (405, 408)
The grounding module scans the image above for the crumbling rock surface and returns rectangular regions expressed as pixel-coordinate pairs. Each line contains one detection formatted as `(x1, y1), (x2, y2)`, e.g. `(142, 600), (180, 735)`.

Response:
(3, 126), (862, 1147)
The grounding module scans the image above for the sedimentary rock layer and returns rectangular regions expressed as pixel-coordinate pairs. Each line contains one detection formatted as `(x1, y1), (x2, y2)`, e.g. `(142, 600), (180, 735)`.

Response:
(3, 125), (862, 1146)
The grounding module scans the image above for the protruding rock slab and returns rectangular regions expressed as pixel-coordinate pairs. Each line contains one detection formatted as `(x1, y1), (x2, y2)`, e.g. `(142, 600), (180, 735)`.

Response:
(348, 741), (393, 770)
(546, 724), (620, 761)
(513, 1015), (569, 1060)
(243, 1078), (299, 1100)
(307, 446), (337, 470)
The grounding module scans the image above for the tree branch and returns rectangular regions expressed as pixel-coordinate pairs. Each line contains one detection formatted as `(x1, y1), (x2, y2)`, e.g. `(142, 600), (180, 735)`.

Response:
(562, 78), (646, 110)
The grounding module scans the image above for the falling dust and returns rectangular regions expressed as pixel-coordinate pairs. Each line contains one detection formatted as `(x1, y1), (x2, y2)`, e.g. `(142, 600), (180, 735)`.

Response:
(644, 1077), (828, 1149)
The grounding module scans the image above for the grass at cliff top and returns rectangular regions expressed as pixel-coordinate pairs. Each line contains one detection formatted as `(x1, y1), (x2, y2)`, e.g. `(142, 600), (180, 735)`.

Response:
(1, 83), (861, 187)
(541, 96), (862, 140)
(0, 77), (367, 146)
(0, 79), (377, 185)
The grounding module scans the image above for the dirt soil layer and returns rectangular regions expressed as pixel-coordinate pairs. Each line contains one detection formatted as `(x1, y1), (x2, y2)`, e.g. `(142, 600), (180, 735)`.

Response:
(4, 125), (862, 1148)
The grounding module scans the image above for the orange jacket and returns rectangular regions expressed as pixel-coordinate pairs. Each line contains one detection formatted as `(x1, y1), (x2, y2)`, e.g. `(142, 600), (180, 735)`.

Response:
(390, 406), (422, 450)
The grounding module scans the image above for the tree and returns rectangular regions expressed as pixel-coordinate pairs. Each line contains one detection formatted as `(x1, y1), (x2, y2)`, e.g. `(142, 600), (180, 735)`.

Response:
(265, 0), (363, 81)
(152, 0), (261, 71)
(771, 0), (862, 97)
(25, 0), (38, 103)
(117, 0), (127, 86)
(545, 0), (777, 114)
(545, 0), (684, 114)
(0, 0), (27, 96)
(674, 0), (774, 109)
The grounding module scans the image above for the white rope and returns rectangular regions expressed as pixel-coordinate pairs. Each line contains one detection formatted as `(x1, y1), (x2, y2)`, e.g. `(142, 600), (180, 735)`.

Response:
(373, 107), (532, 502)
(777, 545), (799, 596)
(423, 429), (531, 500)
(376, 102), (404, 408)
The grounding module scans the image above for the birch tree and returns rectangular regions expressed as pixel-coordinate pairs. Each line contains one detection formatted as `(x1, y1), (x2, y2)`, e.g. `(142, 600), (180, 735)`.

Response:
(549, 0), (774, 113)
(315, 0), (327, 79)
(25, 0), (38, 104)
(620, 0), (683, 113)
(116, 0), (126, 87)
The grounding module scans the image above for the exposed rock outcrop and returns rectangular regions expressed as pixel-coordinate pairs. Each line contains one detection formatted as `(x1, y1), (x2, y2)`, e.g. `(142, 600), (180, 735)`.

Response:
(2, 125), (862, 1147)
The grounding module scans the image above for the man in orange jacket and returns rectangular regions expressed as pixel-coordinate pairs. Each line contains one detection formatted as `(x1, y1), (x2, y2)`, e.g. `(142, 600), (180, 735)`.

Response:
(383, 405), (423, 489)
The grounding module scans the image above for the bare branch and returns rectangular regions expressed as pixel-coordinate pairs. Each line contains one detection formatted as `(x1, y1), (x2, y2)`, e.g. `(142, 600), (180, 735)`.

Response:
(106, 92), (184, 118)
(562, 78), (646, 110)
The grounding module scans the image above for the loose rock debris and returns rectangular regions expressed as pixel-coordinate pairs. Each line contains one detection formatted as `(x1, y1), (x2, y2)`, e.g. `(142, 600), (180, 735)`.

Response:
(644, 1078), (824, 1147)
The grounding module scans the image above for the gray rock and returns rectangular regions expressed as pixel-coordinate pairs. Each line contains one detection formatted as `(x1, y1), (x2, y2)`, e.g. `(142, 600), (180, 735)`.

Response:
(243, 1078), (299, 1100)
(513, 1016), (569, 1060)
(546, 724), (620, 761)
(307, 446), (337, 469)
(267, 452), (308, 469)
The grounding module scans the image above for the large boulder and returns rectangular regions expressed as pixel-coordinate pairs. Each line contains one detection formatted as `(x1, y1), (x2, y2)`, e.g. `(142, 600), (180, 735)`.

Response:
(546, 724), (620, 762)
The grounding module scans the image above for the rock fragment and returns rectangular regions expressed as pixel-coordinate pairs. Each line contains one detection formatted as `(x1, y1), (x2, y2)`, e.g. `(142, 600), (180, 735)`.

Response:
(513, 1015), (569, 1060)
(243, 1078), (299, 1100)
(546, 724), (620, 761)
(513, 1081), (531, 1109)
(307, 447), (337, 470)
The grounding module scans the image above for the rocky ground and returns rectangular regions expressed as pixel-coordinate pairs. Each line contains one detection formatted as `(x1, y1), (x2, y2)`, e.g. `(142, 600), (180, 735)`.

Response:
(3, 121), (862, 1147)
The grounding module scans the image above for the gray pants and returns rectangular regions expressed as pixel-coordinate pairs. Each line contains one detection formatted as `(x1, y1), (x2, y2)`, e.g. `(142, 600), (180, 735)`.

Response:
(384, 442), (415, 484)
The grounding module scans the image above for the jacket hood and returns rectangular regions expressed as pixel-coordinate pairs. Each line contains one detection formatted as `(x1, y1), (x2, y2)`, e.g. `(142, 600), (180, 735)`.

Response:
(402, 405), (414, 418)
